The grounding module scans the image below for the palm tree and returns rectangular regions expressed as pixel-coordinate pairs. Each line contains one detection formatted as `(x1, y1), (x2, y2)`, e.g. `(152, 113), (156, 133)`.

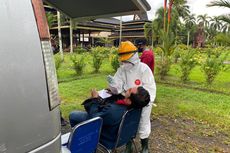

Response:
(197, 14), (210, 28)
(184, 14), (196, 46)
(46, 12), (56, 28)
(207, 0), (230, 8)
(220, 14), (230, 24)
(222, 22), (230, 33)
(210, 16), (223, 31)
(173, 0), (190, 19)
(207, 0), (230, 24)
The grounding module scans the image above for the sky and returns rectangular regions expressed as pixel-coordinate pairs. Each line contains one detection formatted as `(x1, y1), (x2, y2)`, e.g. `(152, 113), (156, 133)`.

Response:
(120, 0), (230, 21)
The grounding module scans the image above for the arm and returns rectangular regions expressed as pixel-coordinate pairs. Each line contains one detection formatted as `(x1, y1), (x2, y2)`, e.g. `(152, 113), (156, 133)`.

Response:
(108, 68), (125, 94)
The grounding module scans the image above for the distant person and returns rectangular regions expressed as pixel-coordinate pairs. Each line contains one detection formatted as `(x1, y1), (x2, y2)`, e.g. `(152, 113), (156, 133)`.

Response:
(69, 87), (150, 149)
(136, 39), (155, 74)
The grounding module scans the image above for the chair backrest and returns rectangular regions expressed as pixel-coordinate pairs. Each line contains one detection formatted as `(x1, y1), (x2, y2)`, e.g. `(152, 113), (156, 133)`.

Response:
(67, 117), (103, 153)
(115, 108), (142, 148)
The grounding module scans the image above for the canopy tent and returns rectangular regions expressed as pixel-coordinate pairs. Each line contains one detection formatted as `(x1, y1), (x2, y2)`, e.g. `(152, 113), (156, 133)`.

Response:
(44, 0), (151, 20)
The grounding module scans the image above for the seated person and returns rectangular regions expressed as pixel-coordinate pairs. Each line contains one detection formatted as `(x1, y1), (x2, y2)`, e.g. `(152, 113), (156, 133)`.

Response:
(69, 86), (150, 149)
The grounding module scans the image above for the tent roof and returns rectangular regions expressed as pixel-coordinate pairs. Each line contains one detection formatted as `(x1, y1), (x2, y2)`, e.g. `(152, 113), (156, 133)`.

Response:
(44, 0), (151, 20)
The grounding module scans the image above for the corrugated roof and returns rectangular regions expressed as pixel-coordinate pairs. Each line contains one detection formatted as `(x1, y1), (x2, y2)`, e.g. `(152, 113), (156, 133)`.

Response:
(44, 0), (151, 20)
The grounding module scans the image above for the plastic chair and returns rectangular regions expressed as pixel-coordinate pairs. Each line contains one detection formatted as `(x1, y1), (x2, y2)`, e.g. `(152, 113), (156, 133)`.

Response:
(62, 117), (103, 153)
(99, 108), (142, 153)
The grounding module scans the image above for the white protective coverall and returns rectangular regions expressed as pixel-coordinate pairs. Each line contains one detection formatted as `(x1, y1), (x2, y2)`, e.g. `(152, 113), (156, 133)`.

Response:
(109, 53), (156, 139)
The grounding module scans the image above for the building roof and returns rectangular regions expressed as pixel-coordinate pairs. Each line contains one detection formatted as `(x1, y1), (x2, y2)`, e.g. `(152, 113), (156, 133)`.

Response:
(94, 18), (120, 25)
(44, 0), (151, 20)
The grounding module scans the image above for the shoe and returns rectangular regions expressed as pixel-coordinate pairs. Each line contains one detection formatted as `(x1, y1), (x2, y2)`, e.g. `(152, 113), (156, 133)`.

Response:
(140, 138), (149, 153)
(61, 117), (68, 126)
(123, 141), (133, 153)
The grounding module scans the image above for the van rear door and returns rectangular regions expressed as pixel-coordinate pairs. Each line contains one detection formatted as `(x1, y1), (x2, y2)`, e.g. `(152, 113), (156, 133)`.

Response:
(0, 0), (60, 152)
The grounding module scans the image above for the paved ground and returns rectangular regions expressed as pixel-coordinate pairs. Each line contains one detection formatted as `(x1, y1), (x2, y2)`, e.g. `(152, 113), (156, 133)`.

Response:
(61, 116), (230, 153)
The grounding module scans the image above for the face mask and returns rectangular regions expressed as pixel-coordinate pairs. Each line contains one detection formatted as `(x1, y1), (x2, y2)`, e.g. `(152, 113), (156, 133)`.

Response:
(120, 62), (134, 71)
(138, 48), (143, 53)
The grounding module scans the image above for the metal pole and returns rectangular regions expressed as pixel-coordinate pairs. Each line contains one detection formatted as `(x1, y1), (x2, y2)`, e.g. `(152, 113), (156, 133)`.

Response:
(70, 19), (73, 53)
(119, 16), (122, 45)
(57, 11), (63, 60)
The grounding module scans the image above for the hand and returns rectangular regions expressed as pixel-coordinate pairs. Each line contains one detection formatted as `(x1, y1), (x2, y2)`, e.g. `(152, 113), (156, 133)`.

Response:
(107, 75), (114, 84)
(105, 88), (113, 95)
(91, 88), (99, 98)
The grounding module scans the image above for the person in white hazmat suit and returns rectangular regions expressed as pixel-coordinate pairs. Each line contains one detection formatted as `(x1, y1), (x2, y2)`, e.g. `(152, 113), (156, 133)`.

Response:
(107, 41), (156, 153)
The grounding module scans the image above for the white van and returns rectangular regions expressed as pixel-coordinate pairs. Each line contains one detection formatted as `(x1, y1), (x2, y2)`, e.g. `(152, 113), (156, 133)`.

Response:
(0, 0), (150, 152)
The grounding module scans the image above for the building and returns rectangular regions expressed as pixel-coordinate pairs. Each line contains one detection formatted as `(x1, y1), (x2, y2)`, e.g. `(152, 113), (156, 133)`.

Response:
(44, 4), (150, 51)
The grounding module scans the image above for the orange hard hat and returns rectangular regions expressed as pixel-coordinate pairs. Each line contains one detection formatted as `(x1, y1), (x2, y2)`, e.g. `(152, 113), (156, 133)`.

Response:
(118, 41), (137, 61)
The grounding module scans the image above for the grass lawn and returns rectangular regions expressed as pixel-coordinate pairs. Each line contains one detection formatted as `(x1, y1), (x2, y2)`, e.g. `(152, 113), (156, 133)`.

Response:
(57, 52), (230, 135)
(57, 53), (230, 94)
(165, 64), (230, 94)
(57, 52), (230, 152)
(59, 75), (230, 134)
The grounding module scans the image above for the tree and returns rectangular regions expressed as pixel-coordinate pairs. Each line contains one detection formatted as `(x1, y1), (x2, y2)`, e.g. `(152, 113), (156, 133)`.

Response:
(207, 0), (230, 24)
(207, 0), (230, 8)
(173, 0), (190, 20)
(197, 14), (210, 28)
(222, 22), (230, 33)
(184, 14), (196, 46)
(210, 16), (223, 31)
(46, 12), (56, 28)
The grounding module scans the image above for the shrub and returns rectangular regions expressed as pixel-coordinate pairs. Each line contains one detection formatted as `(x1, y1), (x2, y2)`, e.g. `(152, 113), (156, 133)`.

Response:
(54, 54), (62, 70)
(157, 30), (175, 80)
(73, 46), (87, 54)
(54, 54), (62, 78)
(91, 47), (106, 73)
(201, 48), (229, 85)
(179, 49), (197, 83)
(157, 56), (172, 80)
(109, 47), (120, 71)
(70, 54), (85, 75)
(173, 49), (180, 63)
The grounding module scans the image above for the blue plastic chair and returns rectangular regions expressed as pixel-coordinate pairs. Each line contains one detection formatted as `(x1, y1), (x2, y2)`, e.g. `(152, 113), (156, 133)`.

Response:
(98, 108), (142, 153)
(62, 117), (103, 153)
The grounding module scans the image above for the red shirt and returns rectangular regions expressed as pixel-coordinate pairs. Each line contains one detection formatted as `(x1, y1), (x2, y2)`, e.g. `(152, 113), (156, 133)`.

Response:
(140, 49), (155, 74)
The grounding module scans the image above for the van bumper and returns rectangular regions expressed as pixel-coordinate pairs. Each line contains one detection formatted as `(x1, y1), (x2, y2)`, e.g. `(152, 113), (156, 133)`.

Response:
(28, 133), (61, 153)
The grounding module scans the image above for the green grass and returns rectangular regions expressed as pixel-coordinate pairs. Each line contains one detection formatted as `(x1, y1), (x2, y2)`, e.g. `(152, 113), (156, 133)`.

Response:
(56, 53), (114, 81)
(59, 74), (108, 118)
(57, 52), (230, 136)
(56, 52), (230, 94)
(154, 84), (230, 133)
(59, 75), (230, 134)
(164, 64), (230, 93)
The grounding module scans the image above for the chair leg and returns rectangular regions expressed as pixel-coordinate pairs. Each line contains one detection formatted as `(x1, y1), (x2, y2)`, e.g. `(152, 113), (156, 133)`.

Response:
(97, 143), (110, 153)
(132, 139), (138, 153)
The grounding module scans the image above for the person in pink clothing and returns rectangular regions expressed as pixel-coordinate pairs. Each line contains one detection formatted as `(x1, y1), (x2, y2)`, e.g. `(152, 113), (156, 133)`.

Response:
(136, 39), (155, 74)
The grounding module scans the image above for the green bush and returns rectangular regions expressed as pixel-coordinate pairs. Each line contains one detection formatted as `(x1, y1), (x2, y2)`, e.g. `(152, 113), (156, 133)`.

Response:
(157, 56), (172, 80)
(179, 48), (197, 83)
(109, 47), (120, 71)
(157, 30), (175, 80)
(70, 54), (85, 75)
(173, 49), (180, 63)
(91, 47), (106, 73)
(54, 54), (62, 78)
(54, 54), (62, 70)
(173, 44), (189, 63)
(73, 46), (87, 54)
(201, 48), (228, 85)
